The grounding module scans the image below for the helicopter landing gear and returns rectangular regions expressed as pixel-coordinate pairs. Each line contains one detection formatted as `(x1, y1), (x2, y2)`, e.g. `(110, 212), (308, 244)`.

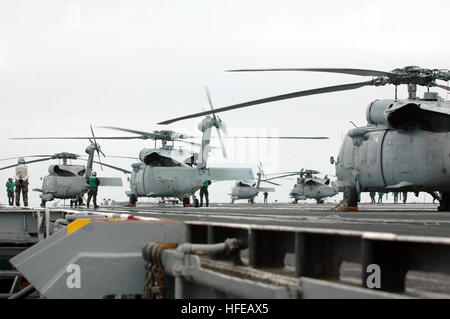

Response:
(193, 196), (199, 208)
(40, 200), (46, 208)
(128, 194), (137, 207)
(438, 192), (450, 212)
(248, 198), (254, 204)
(294, 199), (298, 204)
(343, 186), (358, 208)
(316, 198), (324, 204)
(231, 199), (235, 204)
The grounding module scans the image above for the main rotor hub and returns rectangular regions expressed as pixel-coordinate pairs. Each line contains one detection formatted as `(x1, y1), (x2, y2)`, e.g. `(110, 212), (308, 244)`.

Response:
(52, 152), (79, 160)
(387, 66), (450, 86)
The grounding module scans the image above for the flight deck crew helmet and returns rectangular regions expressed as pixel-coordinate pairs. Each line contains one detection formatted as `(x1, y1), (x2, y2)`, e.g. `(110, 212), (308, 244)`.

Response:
(91, 171), (97, 176)
(18, 157), (25, 164)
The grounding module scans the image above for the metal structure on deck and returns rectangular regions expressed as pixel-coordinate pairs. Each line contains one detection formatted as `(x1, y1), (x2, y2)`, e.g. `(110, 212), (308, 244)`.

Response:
(2, 204), (450, 299)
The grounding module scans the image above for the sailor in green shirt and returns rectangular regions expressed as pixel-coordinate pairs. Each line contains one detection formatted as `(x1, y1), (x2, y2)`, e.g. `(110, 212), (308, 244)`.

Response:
(199, 180), (211, 207)
(86, 171), (101, 208)
(5, 178), (14, 206)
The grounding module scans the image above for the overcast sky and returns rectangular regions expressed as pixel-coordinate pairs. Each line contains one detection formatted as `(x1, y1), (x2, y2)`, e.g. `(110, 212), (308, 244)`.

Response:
(1, 0), (449, 207)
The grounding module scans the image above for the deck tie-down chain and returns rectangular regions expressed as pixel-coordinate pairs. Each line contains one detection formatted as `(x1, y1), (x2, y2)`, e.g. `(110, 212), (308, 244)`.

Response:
(142, 243), (172, 299)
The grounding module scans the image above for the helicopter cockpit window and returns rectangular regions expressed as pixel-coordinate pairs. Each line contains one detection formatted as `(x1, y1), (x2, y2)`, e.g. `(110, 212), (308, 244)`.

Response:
(144, 153), (182, 167)
(387, 103), (450, 132)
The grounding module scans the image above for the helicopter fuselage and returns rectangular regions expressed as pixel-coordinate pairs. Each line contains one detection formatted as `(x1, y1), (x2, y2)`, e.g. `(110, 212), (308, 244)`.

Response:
(335, 98), (450, 199)
(127, 148), (253, 201)
(231, 184), (259, 201)
(38, 164), (87, 201)
(291, 177), (338, 202)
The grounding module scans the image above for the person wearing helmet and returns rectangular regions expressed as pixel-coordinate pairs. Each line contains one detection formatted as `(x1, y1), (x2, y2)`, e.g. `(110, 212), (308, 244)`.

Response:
(86, 171), (101, 208)
(15, 157), (29, 206)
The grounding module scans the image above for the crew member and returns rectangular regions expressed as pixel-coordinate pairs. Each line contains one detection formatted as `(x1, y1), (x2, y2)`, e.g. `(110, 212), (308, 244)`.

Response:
(393, 192), (399, 204)
(199, 180), (211, 207)
(402, 191), (408, 204)
(6, 178), (14, 206)
(369, 191), (376, 204)
(324, 175), (330, 185)
(15, 158), (29, 207)
(299, 168), (304, 178)
(86, 171), (101, 208)
(377, 191), (384, 204)
(263, 191), (268, 203)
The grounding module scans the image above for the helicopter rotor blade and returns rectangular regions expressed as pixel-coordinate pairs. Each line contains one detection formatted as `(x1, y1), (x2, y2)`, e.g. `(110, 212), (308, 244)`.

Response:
(90, 124), (104, 171)
(79, 159), (131, 174)
(215, 127), (227, 158)
(218, 136), (329, 140)
(263, 173), (299, 181)
(435, 83), (450, 91)
(261, 180), (281, 186)
(10, 136), (149, 140)
(227, 68), (395, 77)
(158, 80), (375, 124)
(0, 155), (54, 161)
(204, 86), (215, 117)
(174, 139), (202, 147)
(264, 171), (299, 176)
(0, 157), (53, 171)
(204, 86), (228, 157)
(105, 155), (140, 160)
(98, 126), (158, 139)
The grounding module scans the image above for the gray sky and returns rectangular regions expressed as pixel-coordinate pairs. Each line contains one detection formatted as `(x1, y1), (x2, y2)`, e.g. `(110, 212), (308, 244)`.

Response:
(1, 0), (449, 206)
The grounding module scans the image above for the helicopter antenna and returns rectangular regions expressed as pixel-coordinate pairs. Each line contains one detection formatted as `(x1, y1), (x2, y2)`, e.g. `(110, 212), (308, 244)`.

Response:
(350, 121), (358, 128)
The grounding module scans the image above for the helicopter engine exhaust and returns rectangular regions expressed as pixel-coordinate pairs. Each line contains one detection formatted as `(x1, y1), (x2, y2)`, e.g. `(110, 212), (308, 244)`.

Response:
(366, 99), (450, 132)
(366, 99), (391, 125)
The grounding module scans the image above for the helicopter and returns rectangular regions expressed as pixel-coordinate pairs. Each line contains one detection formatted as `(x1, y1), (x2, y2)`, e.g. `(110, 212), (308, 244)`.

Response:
(230, 163), (279, 204)
(158, 66), (450, 211)
(0, 141), (126, 208)
(287, 169), (338, 204)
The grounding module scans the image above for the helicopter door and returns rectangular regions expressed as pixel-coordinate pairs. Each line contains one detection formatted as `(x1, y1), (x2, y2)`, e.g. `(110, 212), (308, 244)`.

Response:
(358, 131), (386, 189)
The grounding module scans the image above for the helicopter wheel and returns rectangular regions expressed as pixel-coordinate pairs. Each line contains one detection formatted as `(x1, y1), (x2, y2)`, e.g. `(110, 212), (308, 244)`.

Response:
(343, 186), (358, 208)
(194, 198), (199, 207)
(129, 194), (137, 206)
(294, 199), (298, 204)
(438, 192), (450, 212)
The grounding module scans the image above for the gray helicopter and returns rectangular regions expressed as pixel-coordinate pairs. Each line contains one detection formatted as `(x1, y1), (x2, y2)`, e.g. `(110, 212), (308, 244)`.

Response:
(159, 66), (450, 211)
(287, 169), (338, 204)
(230, 163), (278, 203)
(93, 89), (327, 206)
(0, 142), (126, 207)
